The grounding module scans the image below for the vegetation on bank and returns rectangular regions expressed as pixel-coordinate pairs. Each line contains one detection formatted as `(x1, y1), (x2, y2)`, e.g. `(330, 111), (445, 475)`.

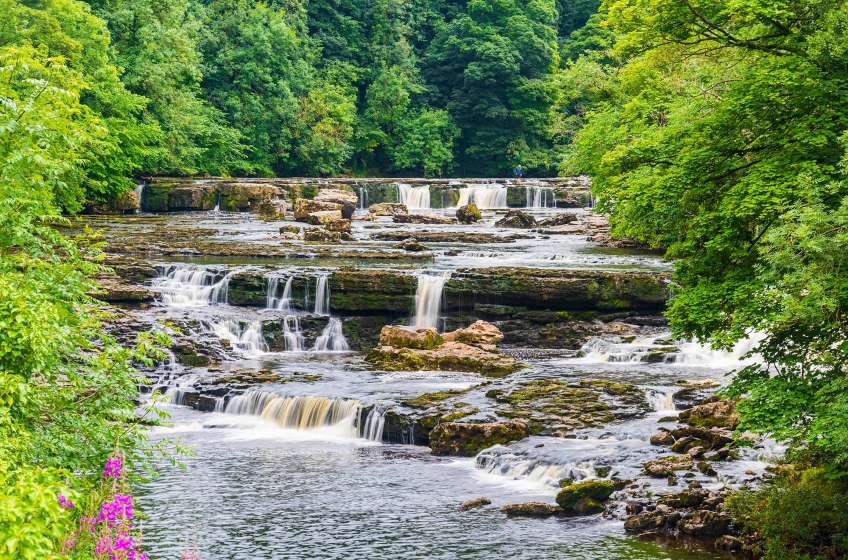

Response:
(563, 0), (848, 556)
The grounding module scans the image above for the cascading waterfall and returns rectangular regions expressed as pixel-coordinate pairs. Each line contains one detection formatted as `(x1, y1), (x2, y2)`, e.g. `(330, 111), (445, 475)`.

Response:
(358, 186), (369, 210)
(647, 390), (675, 412)
(312, 318), (349, 352)
(397, 183), (431, 209)
(362, 405), (387, 441)
(168, 374), (200, 406)
(267, 276), (294, 310)
(314, 273), (330, 315)
(525, 186), (556, 208)
(151, 266), (233, 305)
(213, 191), (222, 212)
(225, 390), (361, 437)
(210, 319), (267, 355)
(281, 316), (306, 351)
(456, 185), (507, 209)
(134, 182), (145, 213)
(412, 272), (451, 329)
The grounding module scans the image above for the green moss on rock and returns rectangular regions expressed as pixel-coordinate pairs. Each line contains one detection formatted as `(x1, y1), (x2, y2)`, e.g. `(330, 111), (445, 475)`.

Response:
(429, 420), (529, 456)
(556, 480), (615, 512)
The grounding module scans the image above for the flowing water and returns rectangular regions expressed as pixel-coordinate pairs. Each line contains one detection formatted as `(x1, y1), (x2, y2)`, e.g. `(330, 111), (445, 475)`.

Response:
(397, 183), (431, 209)
(456, 184), (508, 208)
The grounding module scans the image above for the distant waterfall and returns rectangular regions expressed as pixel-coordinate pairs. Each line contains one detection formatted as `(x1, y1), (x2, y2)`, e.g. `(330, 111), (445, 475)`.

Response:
(647, 390), (675, 412)
(525, 186), (556, 208)
(358, 186), (369, 210)
(210, 319), (267, 355)
(134, 183), (145, 213)
(456, 185), (507, 209)
(281, 316), (306, 351)
(313, 318), (349, 351)
(225, 390), (361, 437)
(314, 273), (330, 315)
(362, 405), (387, 441)
(412, 272), (451, 329)
(152, 265), (233, 305)
(267, 276), (294, 310)
(397, 183), (431, 209)
(213, 192), (221, 212)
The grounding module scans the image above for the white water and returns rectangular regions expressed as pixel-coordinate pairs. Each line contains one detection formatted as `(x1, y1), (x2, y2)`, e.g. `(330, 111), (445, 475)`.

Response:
(313, 318), (349, 352)
(576, 333), (764, 368)
(210, 319), (267, 355)
(525, 186), (556, 208)
(314, 273), (330, 315)
(647, 390), (676, 412)
(281, 316), (306, 351)
(134, 183), (145, 213)
(225, 390), (362, 438)
(151, 266), (233, 305)
(397, 183), (431, 209)
(456, 185), (507, 209)
(213, 192), (221, 212)
(267, 276), (294, 310)
(358, 186), (369, 210)
(362, 405), (387, 441)
(412, 272), (451, 329)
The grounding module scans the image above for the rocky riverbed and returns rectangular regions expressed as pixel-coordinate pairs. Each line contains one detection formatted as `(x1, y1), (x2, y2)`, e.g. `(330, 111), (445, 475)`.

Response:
(84, 177), (772, 559)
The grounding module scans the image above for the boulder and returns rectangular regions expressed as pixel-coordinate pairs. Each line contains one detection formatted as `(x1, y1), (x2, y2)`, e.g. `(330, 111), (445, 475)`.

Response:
(650, 432), (675, 446)
(305, 210), (343, 226)
(361, 213), (378, 221)
(369, 203), (407, 216)
(294, 199), (343, 221)
(257, 200), (288, 221)
(429, 420), (529, 456)
(279, 224), (302, 235)
(624, 512), (667, 533)
(556, 480), (616, 512)
(537, 213), (577, 228)
(366, 341), (525, 376)
(379, 325), (444, 350)
(500, 502), (562, 517)
(303, 228), (341, 243)
(495, 209), (536, 228)
(325, 219), (352, 233)
(314, 189), (357, 219)
(686, 399), (741, 429)
(459, 497), (491, 511)
(442, 320), (504, 347)
(572, 497), (605, 515)
(218, 182), (280, 212)
(393, 213), (457, 225)
(643, 455), (694, 477)
(167, 184), (217, 210)
(85, 190), (140, 214)
(394, 238), (429, 252)
(658, 489), (705, 508)
(456, 204), (482, 224)
(678, 511), (731, 538)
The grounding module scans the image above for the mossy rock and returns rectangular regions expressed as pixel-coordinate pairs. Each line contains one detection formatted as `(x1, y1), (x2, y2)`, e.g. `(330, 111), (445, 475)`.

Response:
(572, 497), (605, 516)
(429, 420), (529, 456)
(556, 480), (616, 512)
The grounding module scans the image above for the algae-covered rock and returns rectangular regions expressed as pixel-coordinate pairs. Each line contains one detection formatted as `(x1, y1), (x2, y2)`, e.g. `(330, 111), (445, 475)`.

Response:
(686, 399), (740, 429)
(650, 432), (675, 446)
(429, 420), (529, 456)
(379, 325), (444, 350)
(555, 480), (615, 512)
(678, 511), (731, 538)
(218, 182), (281, 212)
(643, 455), (694, 477)
(624, 512), (667, 533)
(305, 210), (343, 226)
(500, 502), (562, 517)
(329, 269), (417, 313)
(456, 204), (482, 224)
(369, 202), (407, 216)
(537, 213), (577, 227)
(572, 497), (605, 515)
(393, 213), (456, 225)
(303, 228), (341, 243)
(394, 238), (429, 251)
(366, 341), (524, 376)
(294, 199), (343, 221)
(495, 209), (536, 228)
(442, 320), (503, 347)
(257, 200), (288, 221)
(459, 497), (491, 511)
(325, 219), (352, 233)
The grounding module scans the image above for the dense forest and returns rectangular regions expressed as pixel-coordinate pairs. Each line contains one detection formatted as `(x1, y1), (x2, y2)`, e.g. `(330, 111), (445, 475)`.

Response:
(2, 0), (848, 558)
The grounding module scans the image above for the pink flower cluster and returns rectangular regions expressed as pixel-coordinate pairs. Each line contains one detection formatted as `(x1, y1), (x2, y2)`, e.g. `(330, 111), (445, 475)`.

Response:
(102, 456), (122, 479)
(58, 494), (74, 509)
(94, 531), (146, 560)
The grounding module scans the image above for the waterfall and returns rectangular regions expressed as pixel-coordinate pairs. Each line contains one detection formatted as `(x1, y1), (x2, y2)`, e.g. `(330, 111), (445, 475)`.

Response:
(151, 265), (233, 305)
(397, 183), (431, 209)
(412, 272), (451, 329)
(313, 318), (349, 352)
(134, 183), (145, 213)
(647, 390), (676, 412)
(213, 192), (221, 212)
(225, 390), (362, 437)
(267, 276), (294, 310)
(281, 316), (306, 351)
(314, 273), (330, 316)
(525, 186), (555, 208)
(210, 319), (267, 355)
(362, 405), (387, 441)
(358, 186), (369, 210)
(456, 185), (507, 209)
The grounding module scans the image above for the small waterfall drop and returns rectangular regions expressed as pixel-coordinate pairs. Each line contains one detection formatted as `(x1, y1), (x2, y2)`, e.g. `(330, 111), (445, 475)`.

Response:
(647, 390), (676, 412)
(397, 183), (431, 209)
(314, 273), (330, 316)
(456, 185), (507, 209)
(134, 182), (145, 213)
(210, 319), (267, 355)
(213, 191), (222, 212)
(362, 405), (387, 441)
(281, 316), (306, 351)
(151, 266), (233, 305)
(412, 272), (451, 329)
(225, 390), (361, 437)
(267, 276), (294, 310)
(358, 185), (369, 210)
(525, 186), (555, 208)
(313, 318), (349, 352)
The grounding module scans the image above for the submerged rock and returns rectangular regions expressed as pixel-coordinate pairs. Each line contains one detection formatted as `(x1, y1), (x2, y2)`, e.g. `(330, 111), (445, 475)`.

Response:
(369, 202), (407, 216)
(459, 497), (491, 511)
(500, 502), (562, 517)
(293, 199), (343, 221)
(495, 209), (536, 228)
(442, 320), (503, 348)
(393, 213), (456, 225)
(556, 480), (615, 514)
(314, 189), (357, 219)
(429, 420), (529, 456)
(366, 341), (524, 376)
(394, 238), (429, 252)
(456, 204), (482, 224)
(379, 325), (444, 350)
(537, 213), (577, 227)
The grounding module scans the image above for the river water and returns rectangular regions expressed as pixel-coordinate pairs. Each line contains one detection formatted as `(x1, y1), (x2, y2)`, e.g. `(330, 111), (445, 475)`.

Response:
(106, 190), (767, 559)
